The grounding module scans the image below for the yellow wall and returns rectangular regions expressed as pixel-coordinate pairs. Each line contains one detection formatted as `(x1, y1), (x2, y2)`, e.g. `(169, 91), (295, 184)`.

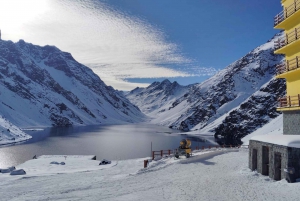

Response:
(280, 0), (300, 31)
(286, 52), (300, 61)
(286, 69), (300, 96)
(277, 0), (300, 110)
(277, 57), (300, 99)
(285, 25), (300, 35)
(282, 0), (295, 7)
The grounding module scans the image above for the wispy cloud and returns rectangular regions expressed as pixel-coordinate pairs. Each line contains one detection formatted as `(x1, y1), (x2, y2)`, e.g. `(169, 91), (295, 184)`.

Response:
(0, 0), (217, 90)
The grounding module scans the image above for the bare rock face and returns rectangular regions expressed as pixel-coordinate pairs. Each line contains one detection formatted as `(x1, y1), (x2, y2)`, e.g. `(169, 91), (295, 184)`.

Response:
(0, 39), (144, 127)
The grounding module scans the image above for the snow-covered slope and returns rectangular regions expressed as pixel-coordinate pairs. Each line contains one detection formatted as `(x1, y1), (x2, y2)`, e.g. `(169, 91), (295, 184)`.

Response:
(1, 149), (299, 200)
(0, 115), (31, 145)
(0, 39), (145, 143)
(126, 79), (190, 116)
(242, 114), (283, 145)
(127, 33), (285, 144)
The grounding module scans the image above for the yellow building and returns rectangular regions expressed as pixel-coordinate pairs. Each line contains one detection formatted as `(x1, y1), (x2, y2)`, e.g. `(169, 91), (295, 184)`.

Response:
(274, 0), (300, 134)
(248, 0), (300, 183)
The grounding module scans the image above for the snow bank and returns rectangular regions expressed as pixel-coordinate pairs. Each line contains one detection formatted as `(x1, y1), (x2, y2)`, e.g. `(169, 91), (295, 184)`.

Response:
(15, 155), (116, 176)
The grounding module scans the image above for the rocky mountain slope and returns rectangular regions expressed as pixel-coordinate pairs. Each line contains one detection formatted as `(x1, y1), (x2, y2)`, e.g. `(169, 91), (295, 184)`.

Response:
(214, 78), (285, 144)
(127, 33), (285, 144)
(0, 39), (145, 143)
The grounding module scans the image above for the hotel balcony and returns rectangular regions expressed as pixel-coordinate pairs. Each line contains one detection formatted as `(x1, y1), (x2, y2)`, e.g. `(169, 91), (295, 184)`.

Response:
(274, 0), (300, 29)
(274, 27), (300, 54)
(278, 95), (300, 109)
(276, 56), (300, 75)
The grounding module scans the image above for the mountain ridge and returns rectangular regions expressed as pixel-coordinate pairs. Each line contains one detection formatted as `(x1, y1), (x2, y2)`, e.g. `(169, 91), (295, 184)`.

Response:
(126, 33), (285, 144)
(125, 79), (191, 116)
(0, 39), (145, 144)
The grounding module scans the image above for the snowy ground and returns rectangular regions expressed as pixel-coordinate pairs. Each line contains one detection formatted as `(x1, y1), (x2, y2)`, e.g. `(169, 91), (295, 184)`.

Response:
(0, 148), (299, 201)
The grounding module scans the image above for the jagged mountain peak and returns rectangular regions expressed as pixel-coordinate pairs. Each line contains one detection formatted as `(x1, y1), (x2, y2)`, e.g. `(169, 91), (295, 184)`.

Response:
(149, 79), (181, 91)
(161, 79), (171, 85)
(126, 79), (190, 115)
(147, 81), (160, 88)
(146, 79), (178, 89)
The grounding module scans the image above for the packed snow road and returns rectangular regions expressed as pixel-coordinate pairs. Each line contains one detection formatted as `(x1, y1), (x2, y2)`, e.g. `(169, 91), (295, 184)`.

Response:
(0, 149), (299, 201)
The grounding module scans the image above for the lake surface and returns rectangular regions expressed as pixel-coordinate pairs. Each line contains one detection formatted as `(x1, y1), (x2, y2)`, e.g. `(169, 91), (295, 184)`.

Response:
(0, 123), (213, 167)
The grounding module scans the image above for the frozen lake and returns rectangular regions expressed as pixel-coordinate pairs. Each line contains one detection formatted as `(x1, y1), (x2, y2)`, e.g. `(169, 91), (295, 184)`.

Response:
(0, 123), (213, 167)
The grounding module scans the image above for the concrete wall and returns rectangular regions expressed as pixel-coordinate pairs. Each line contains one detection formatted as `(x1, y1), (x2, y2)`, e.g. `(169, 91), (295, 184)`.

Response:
(283, 111), (300, 134)
(249, 140), (288, 180)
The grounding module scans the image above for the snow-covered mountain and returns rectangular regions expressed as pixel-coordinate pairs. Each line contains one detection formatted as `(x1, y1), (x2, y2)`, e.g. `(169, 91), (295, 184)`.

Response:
(0, 39), (145, 144)
(125, 79), (190, 116)
(0, 115), (31, 145)
(127, 33), (285, 144)
(214, 78), (285, 144)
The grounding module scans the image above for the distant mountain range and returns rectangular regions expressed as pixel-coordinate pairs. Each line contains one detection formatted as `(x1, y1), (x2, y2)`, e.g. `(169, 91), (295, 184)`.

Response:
(126, 33), (285, 145)
(0, 39), (145, 144)
(0, 32), (285, 145)
(125, 79), (191, 116)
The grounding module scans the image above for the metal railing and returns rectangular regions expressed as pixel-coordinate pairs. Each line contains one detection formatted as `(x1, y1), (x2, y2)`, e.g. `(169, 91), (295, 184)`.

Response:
(152, 150), (174, 159)
(274, 0), (300, 26)
(144, 145), (249, 168)
(274, 27), (300, 50)
(276, 62), (286, 75)
(276, 56), (300, 75)
(278, 95), (300, 108)
(286, 27), (300, 44)
(274, 38), (286, 50)
(151, 145), (245, 160)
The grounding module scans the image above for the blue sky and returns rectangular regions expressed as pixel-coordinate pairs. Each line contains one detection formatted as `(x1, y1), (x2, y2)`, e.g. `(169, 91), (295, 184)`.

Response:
(105, 0), (283, 85)
(0, 0), (282, 90)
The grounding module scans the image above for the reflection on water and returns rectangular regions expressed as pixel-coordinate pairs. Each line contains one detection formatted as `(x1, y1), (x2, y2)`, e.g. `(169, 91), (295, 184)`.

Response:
(0, 124), (213, 167)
